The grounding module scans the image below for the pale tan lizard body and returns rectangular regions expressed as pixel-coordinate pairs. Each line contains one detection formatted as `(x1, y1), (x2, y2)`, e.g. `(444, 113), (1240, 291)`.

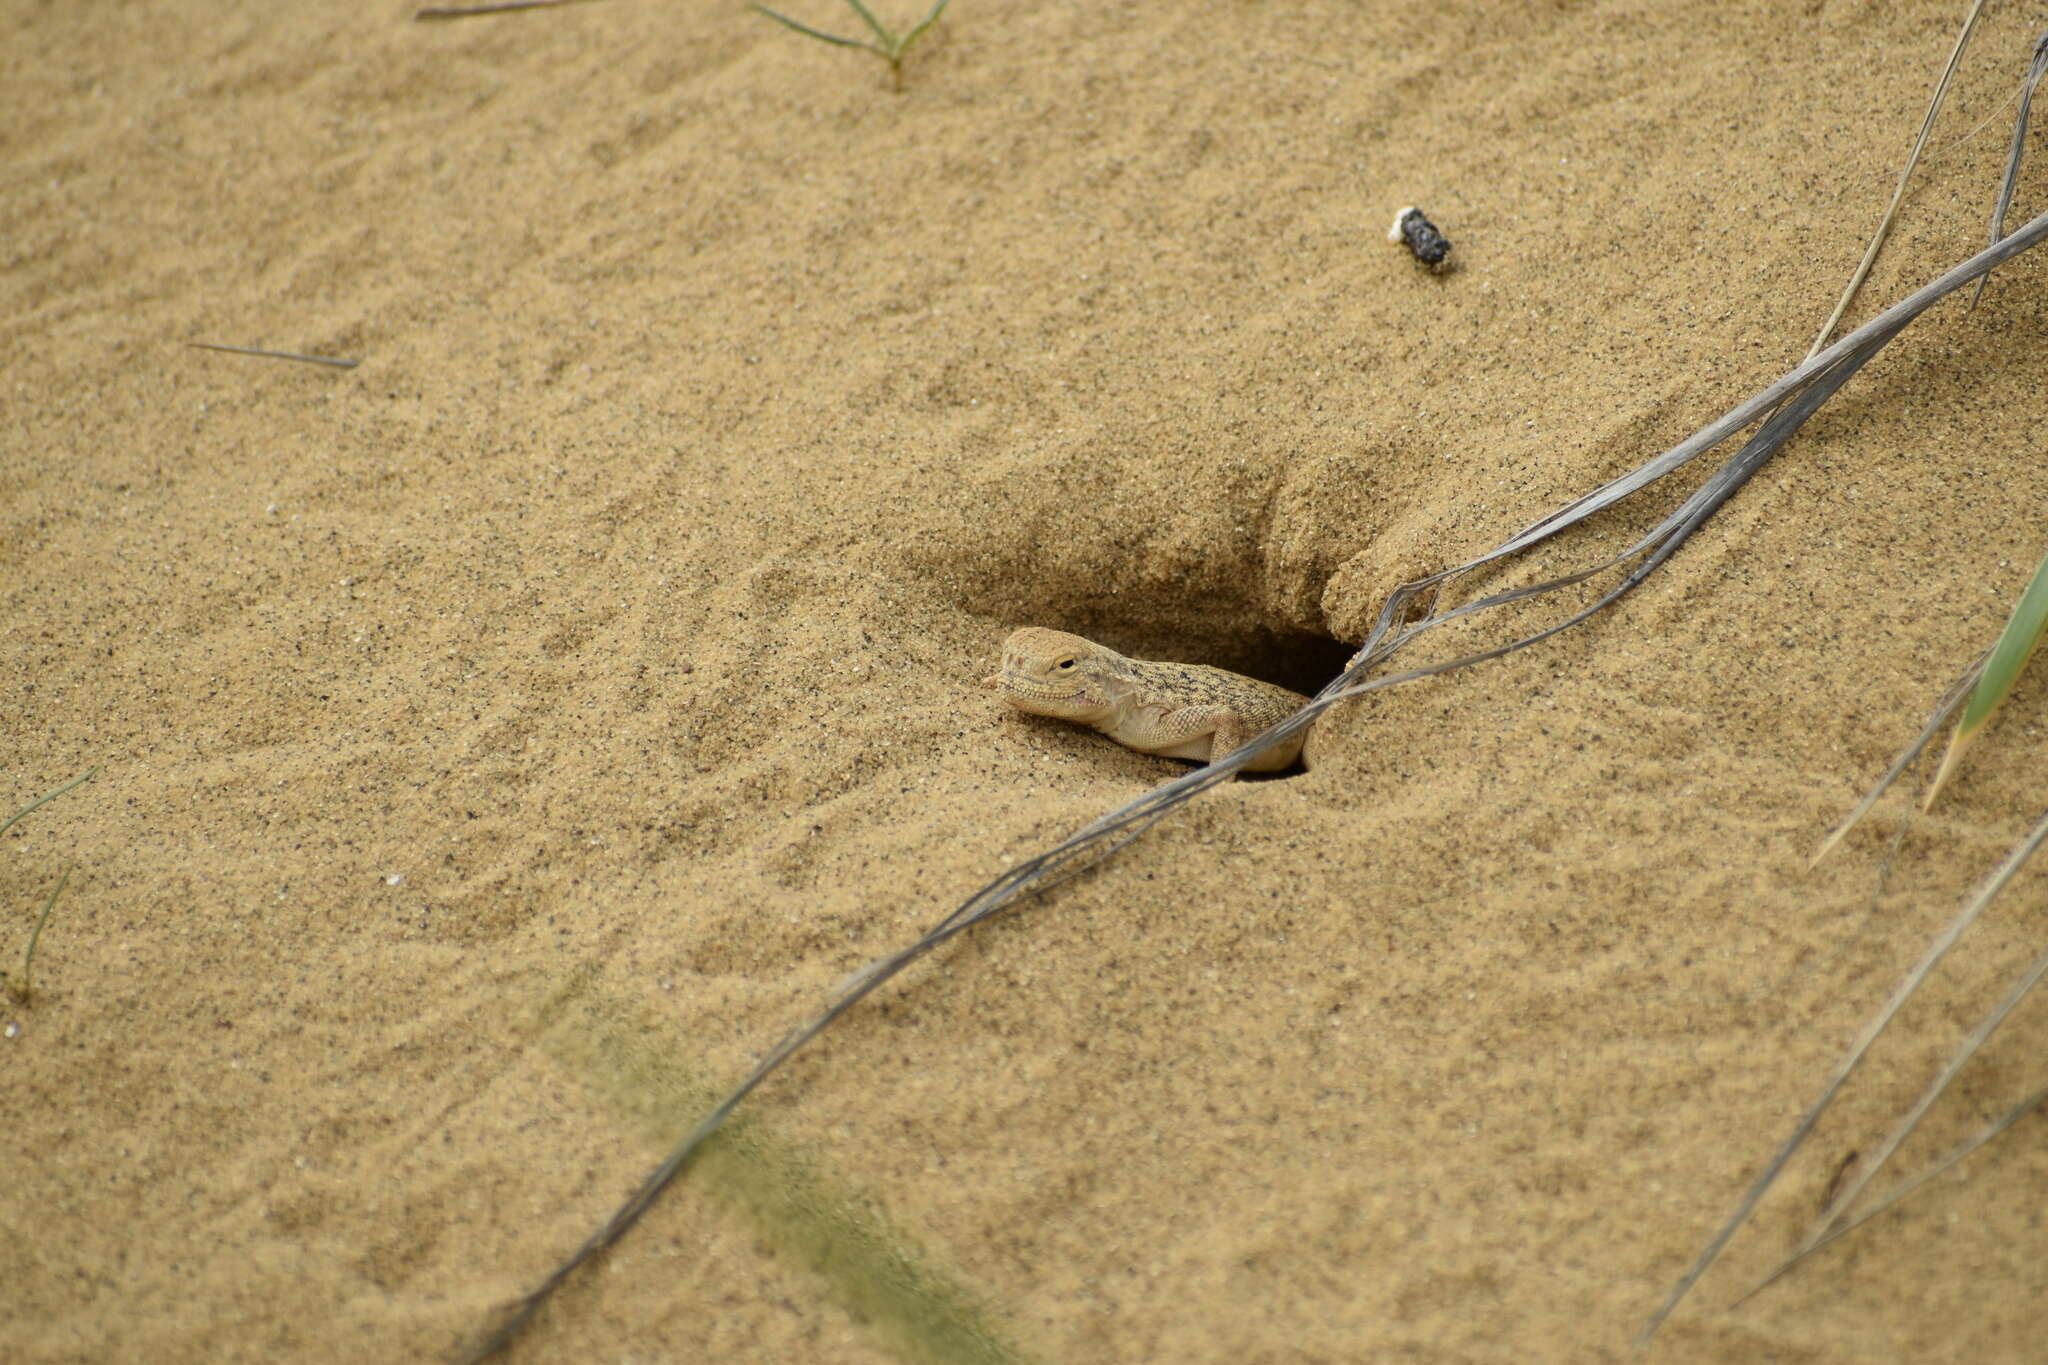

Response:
(982, 627), (1310, 773)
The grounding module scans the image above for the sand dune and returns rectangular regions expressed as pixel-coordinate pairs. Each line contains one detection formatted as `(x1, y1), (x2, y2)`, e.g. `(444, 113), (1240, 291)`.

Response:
(7, 2), (2048, 1360)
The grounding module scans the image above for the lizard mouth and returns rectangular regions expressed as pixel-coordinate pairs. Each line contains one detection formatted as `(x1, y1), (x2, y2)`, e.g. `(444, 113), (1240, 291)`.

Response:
(992, 672), (1096, 710)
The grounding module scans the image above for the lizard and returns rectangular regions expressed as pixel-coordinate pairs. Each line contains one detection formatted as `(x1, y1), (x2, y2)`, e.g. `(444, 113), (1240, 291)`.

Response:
(982, 627), (1311, 773)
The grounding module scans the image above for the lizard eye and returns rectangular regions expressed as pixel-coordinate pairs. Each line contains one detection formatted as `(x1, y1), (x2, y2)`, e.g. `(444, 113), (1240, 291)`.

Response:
(1056, 658), (1076, 670)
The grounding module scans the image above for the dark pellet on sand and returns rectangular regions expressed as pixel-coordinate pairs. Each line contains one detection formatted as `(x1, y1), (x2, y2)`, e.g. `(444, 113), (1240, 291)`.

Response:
(1388, 206), (1452, 269)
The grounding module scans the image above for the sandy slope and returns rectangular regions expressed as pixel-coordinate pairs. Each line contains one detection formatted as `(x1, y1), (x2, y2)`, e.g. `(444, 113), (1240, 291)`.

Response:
(6, 1), (2048, 1361)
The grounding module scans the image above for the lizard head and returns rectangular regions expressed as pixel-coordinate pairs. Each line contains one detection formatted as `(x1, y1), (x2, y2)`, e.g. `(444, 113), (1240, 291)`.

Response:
(981, 627), (1120, 723)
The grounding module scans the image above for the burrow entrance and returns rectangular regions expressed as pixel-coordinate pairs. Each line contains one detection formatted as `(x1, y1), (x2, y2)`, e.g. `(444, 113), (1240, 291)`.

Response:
(972, 595), (1356, 779)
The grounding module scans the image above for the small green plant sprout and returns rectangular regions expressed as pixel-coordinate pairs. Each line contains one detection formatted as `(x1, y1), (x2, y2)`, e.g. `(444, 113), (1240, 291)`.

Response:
(750, 0), (950, 92)
(1923, 543), (2048, 807)
(5, 766), (96, 1004)
(1808, 545), (2048, 859)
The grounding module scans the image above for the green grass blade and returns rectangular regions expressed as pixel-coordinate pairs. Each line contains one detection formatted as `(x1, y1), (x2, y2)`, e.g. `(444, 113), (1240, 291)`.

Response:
(540, 978), (1030, 1365)
(1925, 545), (2048, 807)
(838, 0), (898, 49)
(0, 767), (98, 840)
(750, 4), (880, 52)
(19, 866), (72, 999)
(898, 0), (951, 52)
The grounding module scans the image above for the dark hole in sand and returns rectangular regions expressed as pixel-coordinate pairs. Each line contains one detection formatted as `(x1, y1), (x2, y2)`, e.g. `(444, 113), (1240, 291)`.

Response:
(1222, 627), (1355, 699)
(1236, 631), (1345, 781)
(1061, 621), (1353, 700)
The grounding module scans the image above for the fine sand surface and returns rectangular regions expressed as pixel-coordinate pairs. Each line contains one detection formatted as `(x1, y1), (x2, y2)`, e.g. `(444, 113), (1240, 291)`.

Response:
(8, 2), (2048, 1361)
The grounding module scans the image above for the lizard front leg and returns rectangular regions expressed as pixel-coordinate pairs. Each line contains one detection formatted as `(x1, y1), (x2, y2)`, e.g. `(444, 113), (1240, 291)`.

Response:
(1131, 704), (1304, 772)
(1119, 704), (1242, 762)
